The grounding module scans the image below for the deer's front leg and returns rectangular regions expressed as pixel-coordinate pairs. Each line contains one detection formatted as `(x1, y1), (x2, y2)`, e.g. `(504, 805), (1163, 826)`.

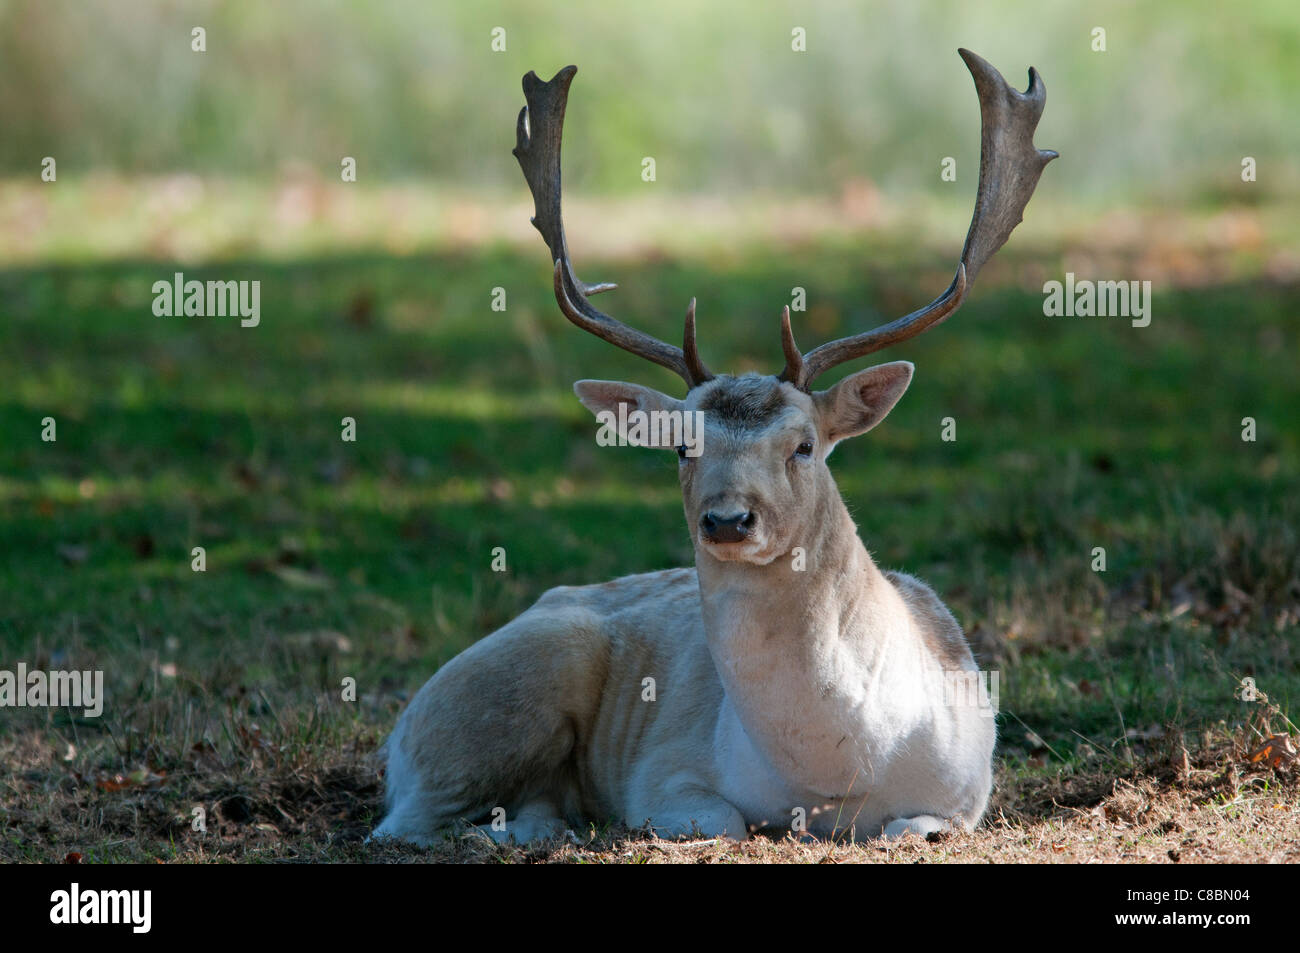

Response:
(474, 799), (570, 844)
(628, 782), (749, 841)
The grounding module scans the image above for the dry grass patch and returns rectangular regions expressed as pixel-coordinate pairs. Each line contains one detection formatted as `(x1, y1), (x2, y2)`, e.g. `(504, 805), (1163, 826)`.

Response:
(4, 712), (1295, 864)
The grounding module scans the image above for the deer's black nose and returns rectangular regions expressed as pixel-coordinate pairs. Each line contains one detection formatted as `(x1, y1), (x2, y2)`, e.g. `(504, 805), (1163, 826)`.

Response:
(700, 510), (755, 544)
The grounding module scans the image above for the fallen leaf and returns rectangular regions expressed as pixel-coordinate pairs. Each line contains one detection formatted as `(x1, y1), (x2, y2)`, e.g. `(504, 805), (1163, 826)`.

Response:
(95, 768), (166, 792)
(96, 774), (131, 792)
(1246, 734), (1297, 769)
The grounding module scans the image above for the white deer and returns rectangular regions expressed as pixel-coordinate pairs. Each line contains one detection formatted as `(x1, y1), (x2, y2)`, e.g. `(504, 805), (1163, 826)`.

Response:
(373, 49), (1055, 844)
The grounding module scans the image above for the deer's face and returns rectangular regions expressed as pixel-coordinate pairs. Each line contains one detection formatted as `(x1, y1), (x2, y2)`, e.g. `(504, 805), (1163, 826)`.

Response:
(575, 362), (913, 566)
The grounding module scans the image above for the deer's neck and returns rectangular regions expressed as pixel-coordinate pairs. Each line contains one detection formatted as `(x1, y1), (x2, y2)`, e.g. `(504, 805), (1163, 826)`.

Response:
(694, 474), (914, 795)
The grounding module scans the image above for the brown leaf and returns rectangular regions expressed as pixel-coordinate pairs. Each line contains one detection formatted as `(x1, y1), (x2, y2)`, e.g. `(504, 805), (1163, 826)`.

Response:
(95, 768), (166, 792)
(1246, 734), (1297, 769)
(96, 773), (131, 792)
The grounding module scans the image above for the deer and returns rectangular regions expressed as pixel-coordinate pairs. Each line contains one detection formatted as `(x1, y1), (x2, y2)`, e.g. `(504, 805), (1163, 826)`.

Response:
(372, 49), (1055, 845)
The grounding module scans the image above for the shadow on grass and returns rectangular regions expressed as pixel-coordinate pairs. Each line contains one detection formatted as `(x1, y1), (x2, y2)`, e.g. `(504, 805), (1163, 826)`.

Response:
(0, 247), (1296, 860)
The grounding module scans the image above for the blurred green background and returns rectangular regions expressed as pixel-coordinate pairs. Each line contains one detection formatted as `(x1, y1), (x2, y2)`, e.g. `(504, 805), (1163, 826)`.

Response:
(0, 0), (1297, 860)
(3, 0), (1299, 200)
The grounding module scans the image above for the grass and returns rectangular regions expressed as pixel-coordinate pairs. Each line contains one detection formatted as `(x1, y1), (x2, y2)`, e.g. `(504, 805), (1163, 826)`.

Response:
(1, 204), (1298, 862)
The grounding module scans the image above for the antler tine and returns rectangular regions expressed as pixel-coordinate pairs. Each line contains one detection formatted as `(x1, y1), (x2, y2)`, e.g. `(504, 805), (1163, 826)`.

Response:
(515, 66), (713, 389)
(777, 306), (803, 383)
(682, 298), (713, 385)
(788, 49), (1057, 391)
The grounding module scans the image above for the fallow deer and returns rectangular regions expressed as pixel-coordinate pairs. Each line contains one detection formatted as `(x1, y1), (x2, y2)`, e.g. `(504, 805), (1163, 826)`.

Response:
(373, 49), (1055, 843)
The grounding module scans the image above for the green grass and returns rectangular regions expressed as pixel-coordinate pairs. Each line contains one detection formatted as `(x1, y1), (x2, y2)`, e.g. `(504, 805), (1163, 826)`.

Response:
(0, 234), (1297, 861)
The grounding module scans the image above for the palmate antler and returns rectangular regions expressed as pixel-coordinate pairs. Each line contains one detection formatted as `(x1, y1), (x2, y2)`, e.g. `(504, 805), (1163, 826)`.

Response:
(514, 50), (1055, 393)
(513, 65), (713, 388)
(779, 49), (1057, 390)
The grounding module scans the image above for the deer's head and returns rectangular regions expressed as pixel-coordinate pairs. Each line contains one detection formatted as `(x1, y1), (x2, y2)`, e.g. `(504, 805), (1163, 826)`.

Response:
(513, 51), (1055, 565)
(571, 368), (913, 564)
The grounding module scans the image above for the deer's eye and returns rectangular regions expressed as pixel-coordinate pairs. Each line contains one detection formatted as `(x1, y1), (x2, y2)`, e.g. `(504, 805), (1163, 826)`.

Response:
(794, 440), (814, 459)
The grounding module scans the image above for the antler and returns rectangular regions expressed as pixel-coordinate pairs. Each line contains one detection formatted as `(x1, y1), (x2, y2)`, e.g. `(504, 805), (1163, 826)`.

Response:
(780, 48), (1057, 390)
(513, 65), (713, 388)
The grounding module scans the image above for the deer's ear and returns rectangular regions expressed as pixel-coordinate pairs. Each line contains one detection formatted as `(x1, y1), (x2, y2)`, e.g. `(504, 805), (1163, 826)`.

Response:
(814, 361), (914, 445)
(573, 380), (685, 448)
